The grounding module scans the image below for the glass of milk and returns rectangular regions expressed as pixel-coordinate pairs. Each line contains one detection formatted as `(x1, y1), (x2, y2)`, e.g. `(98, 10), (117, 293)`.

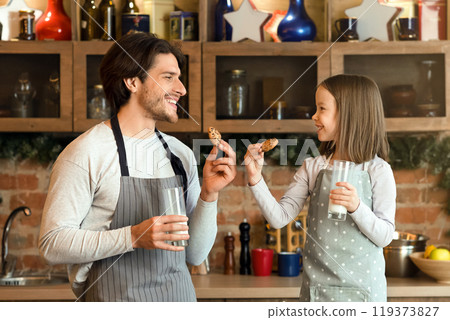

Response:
(328, 160), (355, 221)
(161, 187), (189, 247)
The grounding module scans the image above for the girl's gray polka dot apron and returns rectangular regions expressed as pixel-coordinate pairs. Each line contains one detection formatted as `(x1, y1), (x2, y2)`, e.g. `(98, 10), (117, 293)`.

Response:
(300, 159), (386, 302)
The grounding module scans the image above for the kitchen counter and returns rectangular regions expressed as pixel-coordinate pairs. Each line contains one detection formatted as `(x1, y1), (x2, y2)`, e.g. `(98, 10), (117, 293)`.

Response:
(0, 273), (449, 301)
(192, 273), (450, 301)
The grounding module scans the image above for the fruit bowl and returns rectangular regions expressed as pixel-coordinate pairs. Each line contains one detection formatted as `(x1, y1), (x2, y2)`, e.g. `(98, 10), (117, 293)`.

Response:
(409, 252), (450, 284)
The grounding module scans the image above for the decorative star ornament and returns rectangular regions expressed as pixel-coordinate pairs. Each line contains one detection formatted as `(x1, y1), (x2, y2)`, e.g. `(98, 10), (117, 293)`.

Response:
(224, 0), (272, 42)
(345, 0), (402, 41)
(263, 10), (287, 43)
(0, 0), (42, 40)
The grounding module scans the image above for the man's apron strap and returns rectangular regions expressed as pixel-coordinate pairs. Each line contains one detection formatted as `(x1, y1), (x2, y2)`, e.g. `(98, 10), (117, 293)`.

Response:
(111, 115), (130, 177)
(155, 128), (189, 204)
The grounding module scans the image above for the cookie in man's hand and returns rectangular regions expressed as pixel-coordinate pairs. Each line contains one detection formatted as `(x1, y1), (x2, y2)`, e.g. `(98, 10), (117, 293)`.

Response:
(208, 127), (221, 147)
(261, 138), (278, 152)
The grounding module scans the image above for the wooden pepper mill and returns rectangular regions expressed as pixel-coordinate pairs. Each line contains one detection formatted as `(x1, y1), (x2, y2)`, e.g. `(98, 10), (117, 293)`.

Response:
(224, 232), (235, 275)
(239, 218), (251, 275)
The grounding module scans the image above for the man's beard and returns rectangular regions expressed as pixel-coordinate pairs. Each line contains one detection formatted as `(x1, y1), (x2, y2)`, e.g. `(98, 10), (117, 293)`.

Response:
(140, 89), (178, 124)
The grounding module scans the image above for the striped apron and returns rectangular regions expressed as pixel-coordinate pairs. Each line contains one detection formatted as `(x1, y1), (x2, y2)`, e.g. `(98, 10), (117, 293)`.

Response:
(83, 116), (196, 301)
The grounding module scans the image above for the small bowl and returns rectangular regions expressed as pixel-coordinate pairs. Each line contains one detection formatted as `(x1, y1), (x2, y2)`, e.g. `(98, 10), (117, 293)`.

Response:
(409, 251), (450, 284)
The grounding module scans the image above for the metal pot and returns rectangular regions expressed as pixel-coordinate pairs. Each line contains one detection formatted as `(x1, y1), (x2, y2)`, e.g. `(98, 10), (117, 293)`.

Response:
(383, 231), (429, 277)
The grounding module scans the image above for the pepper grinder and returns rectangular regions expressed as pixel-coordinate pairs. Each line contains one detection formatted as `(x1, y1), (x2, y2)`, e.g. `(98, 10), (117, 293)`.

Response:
(224, 232), (235, 275)
(239, 218), (251, 275)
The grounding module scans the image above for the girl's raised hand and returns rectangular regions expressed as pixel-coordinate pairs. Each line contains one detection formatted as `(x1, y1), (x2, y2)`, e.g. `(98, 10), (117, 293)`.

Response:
(244, 143), (265, 186)
(329, 182), (360, 213)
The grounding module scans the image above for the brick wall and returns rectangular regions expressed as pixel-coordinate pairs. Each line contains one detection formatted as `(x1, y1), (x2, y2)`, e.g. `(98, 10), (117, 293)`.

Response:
(0, 159), (65, 273)
(0, 159), (448, 274)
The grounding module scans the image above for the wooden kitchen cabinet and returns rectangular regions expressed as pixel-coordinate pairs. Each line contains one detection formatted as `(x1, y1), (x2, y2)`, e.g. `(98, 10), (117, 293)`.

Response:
(331, 41), (450, 132)
(73, 41), (113, 132)
(202, 42), (331, 133)
(0, 41), (73, 132)
(73, 40), (202, 132)
(1, 0), (450, 134)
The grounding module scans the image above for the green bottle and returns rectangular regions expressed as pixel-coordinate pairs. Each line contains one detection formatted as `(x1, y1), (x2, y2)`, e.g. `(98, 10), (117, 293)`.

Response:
(122, 0), (139, 14)
(99, 0), (116, 41)
(121, 0), (140, 37)
(80, 0), (99, 40)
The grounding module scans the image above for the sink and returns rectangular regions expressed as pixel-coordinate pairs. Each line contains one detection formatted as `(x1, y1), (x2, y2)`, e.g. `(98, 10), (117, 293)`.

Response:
(0, 275), (69, 286)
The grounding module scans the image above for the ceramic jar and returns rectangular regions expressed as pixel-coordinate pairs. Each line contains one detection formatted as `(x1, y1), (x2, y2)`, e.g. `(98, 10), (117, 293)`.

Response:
(277, 0), (316, 42)
(387, 84), (416, 117)
(36, 0), (71, 40)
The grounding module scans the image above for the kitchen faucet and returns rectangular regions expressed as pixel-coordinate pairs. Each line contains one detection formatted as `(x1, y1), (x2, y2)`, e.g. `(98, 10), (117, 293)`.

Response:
(1, 206), (31, 277)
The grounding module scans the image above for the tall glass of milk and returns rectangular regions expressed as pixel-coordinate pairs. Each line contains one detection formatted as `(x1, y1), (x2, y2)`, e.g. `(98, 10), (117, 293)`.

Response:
(328, 160), (355, 221)
(161, 187), (189, 247)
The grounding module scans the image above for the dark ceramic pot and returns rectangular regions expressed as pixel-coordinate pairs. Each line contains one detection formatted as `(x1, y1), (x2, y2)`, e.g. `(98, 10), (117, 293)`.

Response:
(387, 84), (416, 117)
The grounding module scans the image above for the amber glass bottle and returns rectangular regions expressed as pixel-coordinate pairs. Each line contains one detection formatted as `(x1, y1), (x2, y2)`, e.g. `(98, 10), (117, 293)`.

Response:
(121, 0), (139, 36)
(99, 0), (116, 40)
(122, 0), (139, 14)
(81, 0), (99, 40)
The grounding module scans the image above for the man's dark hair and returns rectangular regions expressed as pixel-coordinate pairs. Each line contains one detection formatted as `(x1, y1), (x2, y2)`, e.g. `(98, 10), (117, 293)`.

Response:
(99, 33), (185, 113)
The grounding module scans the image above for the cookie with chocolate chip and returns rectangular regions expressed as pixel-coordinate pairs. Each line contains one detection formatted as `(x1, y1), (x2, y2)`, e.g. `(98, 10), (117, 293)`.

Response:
(261, 138), (278, 152)
(208, 127), (221, 147)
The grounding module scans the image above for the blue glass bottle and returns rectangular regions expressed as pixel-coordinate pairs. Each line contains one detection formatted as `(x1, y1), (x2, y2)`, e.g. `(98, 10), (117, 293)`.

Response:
(277, 0), (316, 42)
(215, 0), (233, 41)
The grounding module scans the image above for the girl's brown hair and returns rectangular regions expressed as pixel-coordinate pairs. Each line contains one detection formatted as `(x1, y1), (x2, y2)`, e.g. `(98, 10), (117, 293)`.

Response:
(318, 74), (389, 163)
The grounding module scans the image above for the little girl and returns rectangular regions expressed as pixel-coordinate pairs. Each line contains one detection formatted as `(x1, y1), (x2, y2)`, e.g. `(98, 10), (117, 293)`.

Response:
(244, 74), (396, 302)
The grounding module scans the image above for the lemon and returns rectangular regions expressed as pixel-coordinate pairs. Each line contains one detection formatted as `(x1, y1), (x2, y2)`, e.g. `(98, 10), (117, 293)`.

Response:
(429, 248), (450, 261)
(424, 245), (436, 259)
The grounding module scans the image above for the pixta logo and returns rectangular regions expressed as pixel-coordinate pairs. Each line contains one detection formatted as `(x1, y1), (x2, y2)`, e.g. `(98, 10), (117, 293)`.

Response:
(192, 138), (320, 166)
(127, 131), (319, 174)
(127, 129), (172, 175)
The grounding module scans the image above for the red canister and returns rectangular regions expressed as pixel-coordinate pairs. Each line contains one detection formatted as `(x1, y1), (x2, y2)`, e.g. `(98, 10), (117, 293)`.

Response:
(418, 0), (447, 40)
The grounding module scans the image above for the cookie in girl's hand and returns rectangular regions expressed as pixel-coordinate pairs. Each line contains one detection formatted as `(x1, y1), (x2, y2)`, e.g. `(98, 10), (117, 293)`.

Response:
(261, 138), (278, 152)
(208, 127), (222, 147)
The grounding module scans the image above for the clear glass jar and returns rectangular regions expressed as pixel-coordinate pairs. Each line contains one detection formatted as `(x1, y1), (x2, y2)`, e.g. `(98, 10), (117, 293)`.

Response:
(88, 84), (111, 119)
(11, 72), (36, 118)
(268, 100), (287, 120)
(41, 71), (60, 117)
(221, 69), (249, 118)
(416, 60), (440, 117)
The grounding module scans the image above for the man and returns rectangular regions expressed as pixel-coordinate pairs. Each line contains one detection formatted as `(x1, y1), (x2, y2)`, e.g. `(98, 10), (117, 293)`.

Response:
(39, 33), (236, 301)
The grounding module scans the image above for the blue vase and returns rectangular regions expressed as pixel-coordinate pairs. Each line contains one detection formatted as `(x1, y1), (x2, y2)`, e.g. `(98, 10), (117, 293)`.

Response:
(277, 0), (316, 42)
(215, 0), (234, 41)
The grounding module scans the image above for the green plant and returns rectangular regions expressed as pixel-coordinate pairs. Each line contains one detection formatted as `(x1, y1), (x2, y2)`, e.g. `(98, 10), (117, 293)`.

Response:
(1, 132), (448, 221)
(425, 136), (450, 189)
(0, 133), (65, 163)
(389, 134), (450, 238)
(388, 135), (436, 170)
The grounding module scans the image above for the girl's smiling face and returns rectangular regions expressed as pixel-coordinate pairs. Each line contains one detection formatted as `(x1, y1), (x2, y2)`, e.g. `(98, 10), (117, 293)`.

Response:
(312, 86), (339, 142)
